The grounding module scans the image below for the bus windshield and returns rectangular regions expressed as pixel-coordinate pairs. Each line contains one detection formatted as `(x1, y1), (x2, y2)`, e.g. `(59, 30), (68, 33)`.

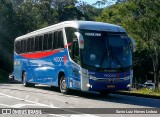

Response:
(80, 30), (132, 70)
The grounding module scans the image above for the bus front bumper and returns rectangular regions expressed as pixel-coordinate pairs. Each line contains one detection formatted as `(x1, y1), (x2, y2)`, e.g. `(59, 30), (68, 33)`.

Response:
(87, 78), (131, 92)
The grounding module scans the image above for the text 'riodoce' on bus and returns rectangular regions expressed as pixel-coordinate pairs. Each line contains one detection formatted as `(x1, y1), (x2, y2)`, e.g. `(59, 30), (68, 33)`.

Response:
(13, 21), (136, 96)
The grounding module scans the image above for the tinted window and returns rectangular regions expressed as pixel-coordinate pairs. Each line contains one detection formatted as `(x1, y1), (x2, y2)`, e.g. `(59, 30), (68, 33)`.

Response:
(27, 38), (31, 52)
(38, 35), (43, 51)
(58, 31), (64, 48)
(15, 41), (21, 54)
(27, 38), (34, 52)
(53, 32), (58, 49)
(21, 40), (27, 53)
(20, 40), (24, 53)
(31, 38), (34, 52)
(48, 33), (53, 50)
(43, 34), (48, 50)
(65, 27), (77, 44)
(35, 36), (39, 51)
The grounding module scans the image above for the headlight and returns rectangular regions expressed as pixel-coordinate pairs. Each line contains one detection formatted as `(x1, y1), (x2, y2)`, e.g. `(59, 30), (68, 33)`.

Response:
(127, 84), (131, 87)
(89, 75), (97, 81)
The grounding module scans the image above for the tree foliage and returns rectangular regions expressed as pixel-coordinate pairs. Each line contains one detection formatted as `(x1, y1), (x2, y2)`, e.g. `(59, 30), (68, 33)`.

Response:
(0, 0), (87, 72)
(97, 0), (160, 86)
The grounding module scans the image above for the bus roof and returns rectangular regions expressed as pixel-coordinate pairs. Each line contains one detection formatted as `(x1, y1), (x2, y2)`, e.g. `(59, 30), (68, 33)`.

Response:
(15, 21), (126, 41)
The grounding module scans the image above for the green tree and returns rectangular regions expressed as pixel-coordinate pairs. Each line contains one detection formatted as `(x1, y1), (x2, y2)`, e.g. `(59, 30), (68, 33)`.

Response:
(77, 1), (102, 20)
(97, 0), (160, 87)
(0, 0), (17, 72)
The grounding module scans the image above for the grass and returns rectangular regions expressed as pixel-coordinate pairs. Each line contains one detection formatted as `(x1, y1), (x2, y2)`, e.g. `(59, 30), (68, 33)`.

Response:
(0, 69), (8, 83)
(131, 88), (160, 96)
(122, 88), (160, 97)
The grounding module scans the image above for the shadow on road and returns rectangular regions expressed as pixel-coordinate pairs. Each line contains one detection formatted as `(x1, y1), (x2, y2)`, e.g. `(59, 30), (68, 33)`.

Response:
(33, 85), (160, 108)
(1, 83), (160, 108)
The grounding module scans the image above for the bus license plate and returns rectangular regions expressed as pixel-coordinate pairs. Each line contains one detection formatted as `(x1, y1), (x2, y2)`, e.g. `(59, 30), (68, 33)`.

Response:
(107, 85), (115, 88)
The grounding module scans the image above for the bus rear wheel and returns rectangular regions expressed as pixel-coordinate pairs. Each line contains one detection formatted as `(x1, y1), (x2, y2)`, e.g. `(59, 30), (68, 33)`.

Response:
(60, 76), (69, 94)
(22, 72), (35, 87)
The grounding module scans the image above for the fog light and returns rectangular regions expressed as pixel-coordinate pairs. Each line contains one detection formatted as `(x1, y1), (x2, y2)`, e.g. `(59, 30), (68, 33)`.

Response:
(127, 84), (131, 87)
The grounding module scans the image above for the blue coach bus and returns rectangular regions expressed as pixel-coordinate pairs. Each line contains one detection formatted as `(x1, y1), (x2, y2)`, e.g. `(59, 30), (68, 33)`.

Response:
(13, 21), (135, 95)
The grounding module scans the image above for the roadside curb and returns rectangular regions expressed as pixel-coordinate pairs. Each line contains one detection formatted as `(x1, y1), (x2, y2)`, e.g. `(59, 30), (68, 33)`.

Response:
(111, 91), (160, 99)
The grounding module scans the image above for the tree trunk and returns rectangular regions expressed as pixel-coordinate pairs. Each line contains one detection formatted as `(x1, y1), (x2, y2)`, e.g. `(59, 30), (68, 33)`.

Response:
(152, 47), (159, 88)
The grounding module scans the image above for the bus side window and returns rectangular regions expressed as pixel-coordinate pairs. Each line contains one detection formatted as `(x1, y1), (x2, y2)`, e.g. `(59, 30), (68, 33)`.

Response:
(15, 41), (21, 54)
(27, 38), (34, 53)
(53, 32), (58, 49)
(20, 40), (24, 53)
(27, 38), (31, 52)
(48, 33), (53, 50)
(35, 36), (39, 52)
(43, 34), (48, 51)
(58, 31), (64, 48)
(31, 37), (35, 52)
(38, 35), (43, 51)
(24, 40), (27, 53)
(65, 27), (78, 60)
(21, 40), (27, 53)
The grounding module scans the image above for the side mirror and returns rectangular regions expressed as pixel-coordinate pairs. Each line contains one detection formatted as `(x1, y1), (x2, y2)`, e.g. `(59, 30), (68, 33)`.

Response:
(74, 32), (84, 49)
(129, 37), (136, 53)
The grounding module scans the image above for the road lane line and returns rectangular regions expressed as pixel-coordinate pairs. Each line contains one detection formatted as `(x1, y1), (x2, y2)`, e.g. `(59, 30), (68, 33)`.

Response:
(47, 114), (67, 117)
(25, 95), (29, 99)
(1, 87), (69, 103)
(0, 92), (56, 108)
(0, 103), (12, 108)
(0, 92), (99, 117)
(11, 104), (40, 108)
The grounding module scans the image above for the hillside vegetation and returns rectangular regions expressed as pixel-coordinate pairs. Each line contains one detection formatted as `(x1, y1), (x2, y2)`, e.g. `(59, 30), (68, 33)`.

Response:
(96, 0), (160, 87)
(0, 69), (8, 83)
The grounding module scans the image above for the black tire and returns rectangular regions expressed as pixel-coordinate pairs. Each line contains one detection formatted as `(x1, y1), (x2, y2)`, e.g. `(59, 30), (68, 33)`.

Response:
(22, 72), (35, 87)
(60, 76), (70, 94)
(99, 91), (110, 96)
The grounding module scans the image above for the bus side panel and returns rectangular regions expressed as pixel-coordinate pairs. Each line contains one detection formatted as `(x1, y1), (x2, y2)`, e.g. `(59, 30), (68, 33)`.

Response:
(14, 53), (28, 82)
(25, 49), (68, 86)
(50, 50), (68, 87)
(28, 58), (54, 84)
(66, 61), (81, 90)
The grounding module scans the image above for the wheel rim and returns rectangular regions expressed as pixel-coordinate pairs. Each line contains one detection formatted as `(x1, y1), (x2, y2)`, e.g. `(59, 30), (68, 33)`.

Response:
(60, 77), (67, 93)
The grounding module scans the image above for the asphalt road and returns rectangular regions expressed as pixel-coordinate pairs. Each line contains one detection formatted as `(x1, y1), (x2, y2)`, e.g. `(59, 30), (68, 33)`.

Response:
(0, 82), (160, 117)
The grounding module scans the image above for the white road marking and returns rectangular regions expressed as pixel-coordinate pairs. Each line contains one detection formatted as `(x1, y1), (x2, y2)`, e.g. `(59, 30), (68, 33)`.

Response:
(71, 115), (99, 117)
(0, 103), (12, 108)
(25, 95), (29, 99)
(11, 103), (41, 108)
(0, 92), (56, 108)
(0, 92), (99, 117)
(50, 103), (56, 108)
(47, 114), (67, 117)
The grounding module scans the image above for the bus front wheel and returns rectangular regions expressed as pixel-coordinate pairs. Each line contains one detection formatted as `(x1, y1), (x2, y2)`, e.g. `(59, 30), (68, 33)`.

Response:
(60, 77), (69, 94)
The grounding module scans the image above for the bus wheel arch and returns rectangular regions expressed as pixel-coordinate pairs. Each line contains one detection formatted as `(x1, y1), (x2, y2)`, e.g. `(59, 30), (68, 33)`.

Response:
(22, 70), (34, 87)
(22, 71), (27, 86)
(22, 70), (26, 83)
(58, 71), (70, 94)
